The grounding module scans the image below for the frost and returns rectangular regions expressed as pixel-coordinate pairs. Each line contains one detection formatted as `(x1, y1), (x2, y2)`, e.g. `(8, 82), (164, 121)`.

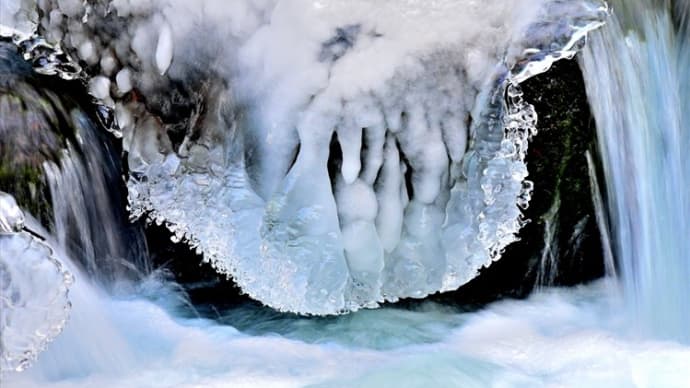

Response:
(31, 0), (606, 314)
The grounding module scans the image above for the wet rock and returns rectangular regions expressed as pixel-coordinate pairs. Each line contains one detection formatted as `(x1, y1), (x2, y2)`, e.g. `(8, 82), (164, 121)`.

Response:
(0, 38), (74, 224)
(0, 37), (148, 285)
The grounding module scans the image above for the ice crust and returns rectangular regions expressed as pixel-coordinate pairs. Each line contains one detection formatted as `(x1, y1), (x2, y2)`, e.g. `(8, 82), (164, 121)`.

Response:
(22, 0), (606, 314)
(0, 192), (73, 373)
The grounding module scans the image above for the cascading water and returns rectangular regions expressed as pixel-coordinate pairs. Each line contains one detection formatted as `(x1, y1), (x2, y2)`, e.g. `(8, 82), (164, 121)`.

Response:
(0, 32), (150, 287)
(42, 115), (151, 285)
(0, 34), (155, 374)
(580, 0), (690, 342)
(534, 195), (560, 289)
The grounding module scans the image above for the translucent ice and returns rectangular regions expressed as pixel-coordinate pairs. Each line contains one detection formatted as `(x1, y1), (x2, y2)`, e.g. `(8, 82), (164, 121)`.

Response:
(0, 192), (24, 233)
(32, 0), (606, 314)
(0, 192), (73, 373)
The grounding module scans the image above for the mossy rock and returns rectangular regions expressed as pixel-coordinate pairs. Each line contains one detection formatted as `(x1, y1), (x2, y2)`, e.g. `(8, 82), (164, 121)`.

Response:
(0, 39), (98, 226)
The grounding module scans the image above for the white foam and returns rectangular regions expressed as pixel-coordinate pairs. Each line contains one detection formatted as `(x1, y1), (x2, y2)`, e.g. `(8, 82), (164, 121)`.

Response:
(5, 279), (690, 387)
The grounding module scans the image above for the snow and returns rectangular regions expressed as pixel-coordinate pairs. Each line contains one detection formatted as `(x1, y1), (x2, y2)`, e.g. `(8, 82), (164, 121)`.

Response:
(115, 68), (133, 94)
(89, 76), (111, 100)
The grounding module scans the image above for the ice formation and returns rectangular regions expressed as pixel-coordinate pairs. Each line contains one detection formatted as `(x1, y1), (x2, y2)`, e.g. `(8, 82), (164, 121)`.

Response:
(0, 192), (73, 373)
(14, 0), (606, 314)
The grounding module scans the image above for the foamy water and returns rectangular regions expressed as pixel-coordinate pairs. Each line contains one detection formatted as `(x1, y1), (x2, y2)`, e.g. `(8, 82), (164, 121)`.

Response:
(5, 279), (689, 388)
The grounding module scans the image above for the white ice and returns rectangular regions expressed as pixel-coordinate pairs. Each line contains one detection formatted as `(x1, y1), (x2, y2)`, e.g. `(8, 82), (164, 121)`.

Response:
(17, 0), (608, 314)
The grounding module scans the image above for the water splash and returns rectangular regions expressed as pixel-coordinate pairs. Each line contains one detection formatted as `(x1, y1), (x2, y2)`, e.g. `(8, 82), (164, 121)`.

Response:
(5, 277), (690, 387)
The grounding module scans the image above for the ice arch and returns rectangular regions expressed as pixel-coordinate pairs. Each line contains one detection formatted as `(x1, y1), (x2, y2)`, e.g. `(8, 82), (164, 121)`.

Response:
(18, 0), (606, 314)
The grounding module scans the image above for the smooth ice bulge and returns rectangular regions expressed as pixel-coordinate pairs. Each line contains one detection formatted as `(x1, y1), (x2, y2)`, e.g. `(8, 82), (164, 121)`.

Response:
(0, 192), (73, 373)
(26, 0), (606, 314)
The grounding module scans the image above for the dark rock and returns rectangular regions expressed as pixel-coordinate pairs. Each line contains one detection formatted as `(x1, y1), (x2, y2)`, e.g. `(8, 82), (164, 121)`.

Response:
(144, 222), (252, 309)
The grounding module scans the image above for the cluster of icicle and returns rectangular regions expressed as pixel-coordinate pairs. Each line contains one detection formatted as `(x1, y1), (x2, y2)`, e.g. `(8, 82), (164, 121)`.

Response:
(5, 0), (607, 314)
(0, 192), (73, 374)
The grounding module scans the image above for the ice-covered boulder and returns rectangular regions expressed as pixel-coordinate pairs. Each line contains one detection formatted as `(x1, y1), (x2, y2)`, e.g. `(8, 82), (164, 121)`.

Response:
(25, 0), (606, 314)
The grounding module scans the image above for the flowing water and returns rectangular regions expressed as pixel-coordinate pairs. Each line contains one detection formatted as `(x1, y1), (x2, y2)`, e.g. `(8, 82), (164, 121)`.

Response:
(43, 117), (150, 285)
(580, 0), (690, 343)
(4, 276), (689, 387)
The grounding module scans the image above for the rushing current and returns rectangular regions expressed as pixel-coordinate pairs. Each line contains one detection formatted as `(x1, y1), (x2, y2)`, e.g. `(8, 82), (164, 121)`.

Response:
(1, 0), (690, 387)
(580, 0), (690, 343)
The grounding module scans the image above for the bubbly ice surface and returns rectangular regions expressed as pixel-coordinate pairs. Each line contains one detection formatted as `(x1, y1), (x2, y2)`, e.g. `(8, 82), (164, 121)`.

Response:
(0, 193), (72, 373)
(27, 0), (606, 314)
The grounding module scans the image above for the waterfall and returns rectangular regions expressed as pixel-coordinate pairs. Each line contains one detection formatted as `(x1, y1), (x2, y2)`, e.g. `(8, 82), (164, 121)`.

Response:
(534, 195), (560, 289)
(42, 118), (151, 286)
(585, 150), (616, 280)
(580, 0), (690, 342)
(0, 34), (156, 373)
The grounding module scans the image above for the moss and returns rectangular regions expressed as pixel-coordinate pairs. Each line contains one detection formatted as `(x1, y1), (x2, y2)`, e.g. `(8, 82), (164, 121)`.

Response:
(0, 163), (52, 224)
(0, 39), (87, 227)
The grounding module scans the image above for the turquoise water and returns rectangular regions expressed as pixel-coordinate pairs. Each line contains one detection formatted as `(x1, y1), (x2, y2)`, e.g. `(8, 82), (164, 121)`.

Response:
(4, 278), (689, 387)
